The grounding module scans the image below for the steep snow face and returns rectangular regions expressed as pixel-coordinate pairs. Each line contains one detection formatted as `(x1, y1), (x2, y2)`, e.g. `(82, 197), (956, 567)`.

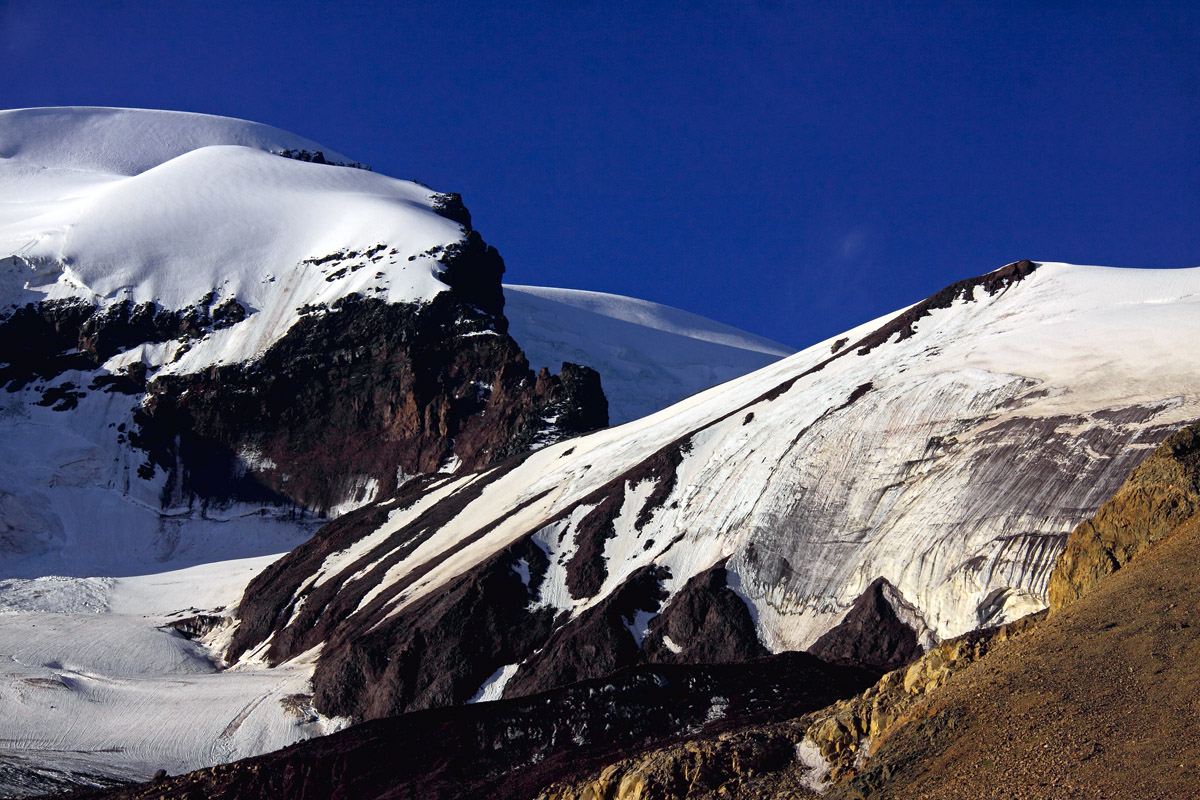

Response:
(1, 107), (466, 371)
(239, 263), (1200, 708)
(503, 285), (794, 425)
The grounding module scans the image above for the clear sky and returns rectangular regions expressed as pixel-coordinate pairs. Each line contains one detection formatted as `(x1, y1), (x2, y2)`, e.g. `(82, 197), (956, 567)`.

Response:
(3, 1), (1196, 347)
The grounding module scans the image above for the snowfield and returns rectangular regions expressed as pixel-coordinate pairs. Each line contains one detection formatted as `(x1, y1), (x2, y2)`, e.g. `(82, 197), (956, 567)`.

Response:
(0, 556), (345, 796)
(504, 285), (793, 424)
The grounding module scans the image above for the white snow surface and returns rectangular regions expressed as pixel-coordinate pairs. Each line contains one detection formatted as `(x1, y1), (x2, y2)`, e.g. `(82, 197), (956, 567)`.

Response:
(0, 555), (346, 792)
(503, 284), (793, 424)
(1, 107), (466, 376)
(274, 263), (1200, 679)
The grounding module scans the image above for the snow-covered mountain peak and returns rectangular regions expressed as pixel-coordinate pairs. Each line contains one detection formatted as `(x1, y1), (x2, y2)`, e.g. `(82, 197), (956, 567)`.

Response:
(1, 107), (481, 373)
(504, 284), (794, 424)
(0, 106), (353, 176)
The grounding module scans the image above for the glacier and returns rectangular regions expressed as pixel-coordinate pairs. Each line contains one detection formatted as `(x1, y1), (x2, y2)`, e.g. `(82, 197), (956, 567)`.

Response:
(228, 259), (1200, 722)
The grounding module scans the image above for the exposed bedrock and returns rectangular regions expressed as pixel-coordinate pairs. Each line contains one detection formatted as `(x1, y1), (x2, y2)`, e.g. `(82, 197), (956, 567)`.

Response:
(641, 563), (769, 666)
(244, 526), (770, 721)
(2, 231), (607, 519)
(0, 294), (231, 393)
(132, 291), (607, 514)
(808, 577), (922, 673)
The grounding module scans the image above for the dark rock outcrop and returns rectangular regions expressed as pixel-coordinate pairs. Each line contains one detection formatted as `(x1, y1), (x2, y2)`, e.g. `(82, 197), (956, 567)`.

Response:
(310, 527), (560, 720)
(133, 291), (607, 513)
(4, 223), (607, 518)
(227, 427), (730, 722)
(642, 564), (768, 665)
(0, 296), (218, 392)
(504, 565), (671, 699)
(808, 577), (921, 673)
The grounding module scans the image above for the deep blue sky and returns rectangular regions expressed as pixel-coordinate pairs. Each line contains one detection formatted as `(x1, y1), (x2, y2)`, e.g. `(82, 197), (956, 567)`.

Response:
(3, 1), (1196, 347)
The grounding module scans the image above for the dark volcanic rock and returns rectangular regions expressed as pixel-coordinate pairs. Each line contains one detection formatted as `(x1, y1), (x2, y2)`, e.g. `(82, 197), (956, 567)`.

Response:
(431, 229), (506, 319)
(226, 464), (536, 666)
(504, 565), (670, 698)
(228, 429), (728, 723)
(311, 527), (560, 720)
(132, 291), (607, 513)
(4, 224), (607, 518)
(808, 577), (922, 673)
(57, 654), (874, 800)
(563, 493), (624, 600)
(431, 191), (473, 229)
(642, 563), (769, 665)
(0, 295), (243, 392)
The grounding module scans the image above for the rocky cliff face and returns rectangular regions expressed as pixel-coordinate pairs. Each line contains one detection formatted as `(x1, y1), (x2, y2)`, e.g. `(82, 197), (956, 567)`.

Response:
(131, 289), (607, 515)
(1, 245), (607, 522)
(808, 578), (922, 673)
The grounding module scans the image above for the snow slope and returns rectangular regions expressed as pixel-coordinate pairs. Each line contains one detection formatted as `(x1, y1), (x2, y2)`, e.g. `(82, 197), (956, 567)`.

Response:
(503, 285), (793, 424)
(241, 262), (1200, 707)
(0, 556), (344, 796)
(0, 107), (465, 374)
